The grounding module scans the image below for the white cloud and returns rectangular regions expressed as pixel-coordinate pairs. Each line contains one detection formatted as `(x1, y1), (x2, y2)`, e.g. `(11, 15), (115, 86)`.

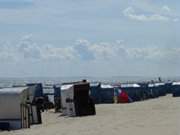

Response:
(0, 36), (180, 65)
(1, 36), (180, 77)
(74, 39), (128, 60)
(0, 35), (77, 62)
(161, 5), (171, 13)
(42, 45), (76, 61)
(173, 18), (179, 22)
(74, 39), (180, 65)
(131, 1), (175, 16)
(123, 7), (170, 22)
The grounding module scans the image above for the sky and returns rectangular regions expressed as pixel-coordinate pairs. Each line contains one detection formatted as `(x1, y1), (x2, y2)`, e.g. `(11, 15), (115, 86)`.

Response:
(0, 0), (179, 77)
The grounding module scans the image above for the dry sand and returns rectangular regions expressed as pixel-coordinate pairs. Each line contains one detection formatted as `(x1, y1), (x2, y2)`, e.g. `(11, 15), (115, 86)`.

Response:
(1, 95), (180, 135)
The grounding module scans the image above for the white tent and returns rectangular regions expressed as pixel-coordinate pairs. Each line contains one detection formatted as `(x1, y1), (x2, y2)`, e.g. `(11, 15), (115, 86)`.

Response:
(0, 87), (30, 130)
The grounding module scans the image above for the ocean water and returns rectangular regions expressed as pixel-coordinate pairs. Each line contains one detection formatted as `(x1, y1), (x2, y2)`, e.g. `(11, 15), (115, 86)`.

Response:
(0, 76), (179, 88)
(0, 77), (129, 88)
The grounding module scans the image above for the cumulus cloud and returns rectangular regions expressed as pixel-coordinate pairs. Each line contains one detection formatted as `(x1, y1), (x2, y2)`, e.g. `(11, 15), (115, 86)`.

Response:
(0, 35), (180, 65)
(161, 5), (171, 13)
(123, 6), (179, 22)
(74, 39), (95, 60)
(173, 18), (179, 22)
(123, 7), (170, 22)
(73, 39), (180, 64)
(17, 36), (41, 59)
(74, 39), (128, 60)
(42, 45), (76, 61)
(0, 35), (77, 62)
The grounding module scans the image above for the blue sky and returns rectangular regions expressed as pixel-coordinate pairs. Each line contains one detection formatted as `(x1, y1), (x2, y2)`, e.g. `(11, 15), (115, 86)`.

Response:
(0, 0), (179, 77)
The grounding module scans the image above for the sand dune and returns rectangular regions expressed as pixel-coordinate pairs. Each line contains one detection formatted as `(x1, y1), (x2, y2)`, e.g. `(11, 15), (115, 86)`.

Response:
(1, 95), (180, 135)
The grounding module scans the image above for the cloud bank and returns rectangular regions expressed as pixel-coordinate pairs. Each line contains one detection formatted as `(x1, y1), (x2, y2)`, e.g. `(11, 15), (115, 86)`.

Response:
(123, 6), (179, 22)
(0, 35), (180, 64)
(0, 35), (180, 77)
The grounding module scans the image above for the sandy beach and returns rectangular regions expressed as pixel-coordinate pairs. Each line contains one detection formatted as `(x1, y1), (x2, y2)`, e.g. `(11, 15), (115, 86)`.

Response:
(0, 95), (180, 135)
